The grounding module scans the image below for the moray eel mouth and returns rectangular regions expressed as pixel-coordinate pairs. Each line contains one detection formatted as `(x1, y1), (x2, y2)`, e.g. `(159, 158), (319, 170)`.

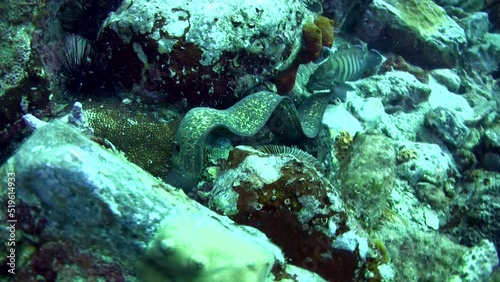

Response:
(166, 91), (331, 191)
(165, 167), (198, 191)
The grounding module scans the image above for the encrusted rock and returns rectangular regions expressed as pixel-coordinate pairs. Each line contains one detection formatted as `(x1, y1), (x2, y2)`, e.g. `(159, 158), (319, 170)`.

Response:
(484, 125), (500, 150)
(321, 104), (364, 137)
(424, 106), (471, 148)
(395, 141), (456, 187)
(97, 0), (315, 107)
(463, 32), (500, 74)
(338, 134), (396, 228)
(458, 12), (490, 43)
(377, 221), (498, 281)
(363, 0), (467, 68)
(450, 170), (500, 254)
(346, 96), (385, 131)
(0, 122), (322, 281)
(430, 69), (461, 93)
(433, 0), (484, 13)
(353, 71), (432, 114)
(207, 145), (381, 281)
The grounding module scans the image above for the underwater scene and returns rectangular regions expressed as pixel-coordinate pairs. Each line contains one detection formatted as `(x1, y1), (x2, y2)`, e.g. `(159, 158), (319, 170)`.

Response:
(0, 0), (499, 281)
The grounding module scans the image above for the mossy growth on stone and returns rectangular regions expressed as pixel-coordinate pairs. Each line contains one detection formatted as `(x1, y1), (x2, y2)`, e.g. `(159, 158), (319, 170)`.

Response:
(339, 134), (396, 229)
(85, 102), (181, 178)
(389, 0), (448, 36)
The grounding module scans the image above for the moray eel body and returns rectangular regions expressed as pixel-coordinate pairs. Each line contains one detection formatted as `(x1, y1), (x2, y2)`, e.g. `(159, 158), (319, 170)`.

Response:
(166, 91), (331, 191)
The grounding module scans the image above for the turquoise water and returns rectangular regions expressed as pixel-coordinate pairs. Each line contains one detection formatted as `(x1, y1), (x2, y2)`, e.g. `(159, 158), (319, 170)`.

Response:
(0, 0), (499, 281)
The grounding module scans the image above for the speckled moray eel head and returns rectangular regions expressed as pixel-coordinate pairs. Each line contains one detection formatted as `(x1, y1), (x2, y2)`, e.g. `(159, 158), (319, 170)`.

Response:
(166, 91), (331, 191)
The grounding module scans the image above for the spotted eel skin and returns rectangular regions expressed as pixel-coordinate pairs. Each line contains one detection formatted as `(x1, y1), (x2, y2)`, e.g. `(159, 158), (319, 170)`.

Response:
(166, 91), (331, 191)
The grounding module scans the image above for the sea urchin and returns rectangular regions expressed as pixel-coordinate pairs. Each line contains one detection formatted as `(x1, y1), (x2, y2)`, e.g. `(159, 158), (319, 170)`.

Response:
(57, 34), (107, 99)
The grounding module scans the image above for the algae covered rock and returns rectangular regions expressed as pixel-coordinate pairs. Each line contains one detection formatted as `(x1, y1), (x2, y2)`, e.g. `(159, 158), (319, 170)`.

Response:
(97, 0), (316, 107)
(338, 134), (396, 229)
(137, 213), (277, 282)
(207, 145), (379, 281)
(363, 0), (466, 68)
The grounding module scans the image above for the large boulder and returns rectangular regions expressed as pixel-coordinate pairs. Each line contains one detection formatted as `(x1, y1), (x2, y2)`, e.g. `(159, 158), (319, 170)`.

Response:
(97, 0), (317, 107)
(354, 0), (466, 68)
(206, 145), (390, 281)
(0, 122), (324, 281)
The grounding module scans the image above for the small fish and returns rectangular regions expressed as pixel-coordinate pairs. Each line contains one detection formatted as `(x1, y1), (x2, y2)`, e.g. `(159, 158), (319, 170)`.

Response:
(307, 46), (383, 101)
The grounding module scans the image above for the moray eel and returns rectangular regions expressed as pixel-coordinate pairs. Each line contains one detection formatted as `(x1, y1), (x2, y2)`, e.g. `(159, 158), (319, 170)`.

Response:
(166, 91), (331, 191)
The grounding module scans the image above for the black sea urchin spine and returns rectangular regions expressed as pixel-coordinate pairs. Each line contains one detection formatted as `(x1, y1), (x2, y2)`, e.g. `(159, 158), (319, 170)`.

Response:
(58, 0), (124, 40)
(58, 34), (106, 99)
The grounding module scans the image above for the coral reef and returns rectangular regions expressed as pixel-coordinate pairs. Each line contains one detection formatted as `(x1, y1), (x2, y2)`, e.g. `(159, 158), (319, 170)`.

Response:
(85, 102), (181, 178)
(1, 0), (499, 280)
(166, 90), (331, 191)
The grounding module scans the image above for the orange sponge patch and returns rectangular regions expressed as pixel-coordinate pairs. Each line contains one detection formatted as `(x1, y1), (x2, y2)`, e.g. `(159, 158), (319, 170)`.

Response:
(314, 16), (335, 47)
(273, 61), (300, 94)
(299, 22), (323, 64)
